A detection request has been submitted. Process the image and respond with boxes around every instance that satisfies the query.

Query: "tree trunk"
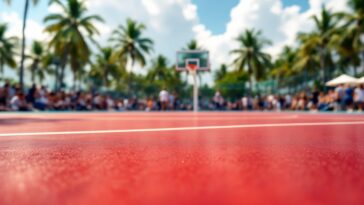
[59,65,65,91]
[0,61,3,79]
[304,67,308,89]
[127,60,135,97]
[54,63,59,91]
[319,47,326,83]
[73,70,77,91]
[19,0,30,89]
[104,66,109,88]
[59,50,69,91]
[247,61,253,95]
[31,67,35,84]
[128,72,132,97]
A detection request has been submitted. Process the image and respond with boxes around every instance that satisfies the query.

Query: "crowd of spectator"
[210,84,364,112]
[0,82,188,112]
[1,81,364,112]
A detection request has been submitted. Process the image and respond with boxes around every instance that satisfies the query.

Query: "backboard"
[176,50,210,72]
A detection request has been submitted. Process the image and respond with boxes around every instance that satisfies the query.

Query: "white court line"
[84,116,299,121]
[0,121,364,137]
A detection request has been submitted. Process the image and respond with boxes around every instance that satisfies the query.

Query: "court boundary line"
[1,121,364,137]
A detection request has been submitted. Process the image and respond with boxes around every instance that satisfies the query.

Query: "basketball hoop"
[187,64,198,74]
[176,50,211,112]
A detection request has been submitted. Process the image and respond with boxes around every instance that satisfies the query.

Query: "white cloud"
[0,11,47,41]
[86,0,198,67]
[194,0,350,72]
[47,3,63,14]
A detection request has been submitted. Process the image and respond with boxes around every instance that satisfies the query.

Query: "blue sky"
[193,0,309,34]
[1,0,310,35]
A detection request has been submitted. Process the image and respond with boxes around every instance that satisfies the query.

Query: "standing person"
[311,89,320,110]
[169,93,175,110]
[354,84,364,111]
[0,87,8,111]
[285,94,292,110]
[241,96,248,110]
[26,84,37,107]
[213,91,224,110]
[335,84,345,111]
[159,88,169,111]
[343,84,354,112]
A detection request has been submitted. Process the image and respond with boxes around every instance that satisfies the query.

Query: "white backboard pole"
[192,71,199,112]
[177,50,210,112]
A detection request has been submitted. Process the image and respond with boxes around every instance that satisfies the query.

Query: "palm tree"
[44,0,103,89]
[335,31,361,75]
[295,33,321,73]
[0,23,17,78]
[302,7,339,82]
[92,47,120,88]
[214,64,228,82]
[185,39,200,50]
[2,0,40,88]
[271,46,297,78]
[110,19,154,70]
[147,55,171,83]
[27,41,44,83]
[41,52,61,90]
[230,29,271,93]
[110,18,153,95]
[337,0,364,75]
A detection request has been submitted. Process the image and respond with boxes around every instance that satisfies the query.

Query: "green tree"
[91,47,121,88]
[214,64,228,82]
[271,46,297,79]
[337,0,364,75]
[335,31,361,75]
[110,18,154,95]
[111,19,154,70]
[185,39,200,50]
[215,70,249,100]
[271,45,314,90]
[147,55,171,83]
[27,41,44,83]
[0,23,17,78]
[41,53,62,89]
[230,29,271,93]
[44,0,103,89]
[295,33,321,76]
[301,7,339,82]
[2,0,40,88]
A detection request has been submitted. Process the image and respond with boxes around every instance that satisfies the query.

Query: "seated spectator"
[354,84,364,111]
[10,92,30,111]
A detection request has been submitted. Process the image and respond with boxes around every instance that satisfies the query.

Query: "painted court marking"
[0,121,364,137]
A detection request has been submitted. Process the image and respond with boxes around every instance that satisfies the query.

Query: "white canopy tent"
[325,74,358,86]
[357,77,364,84]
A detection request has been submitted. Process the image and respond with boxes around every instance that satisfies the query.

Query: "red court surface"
[0,112,364,205]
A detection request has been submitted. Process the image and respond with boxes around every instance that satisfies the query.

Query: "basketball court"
[1,112,364,205]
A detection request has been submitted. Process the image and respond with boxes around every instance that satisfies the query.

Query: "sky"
[0,0,351,84]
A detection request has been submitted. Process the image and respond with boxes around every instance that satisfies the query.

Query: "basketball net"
[187,64,198,75]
